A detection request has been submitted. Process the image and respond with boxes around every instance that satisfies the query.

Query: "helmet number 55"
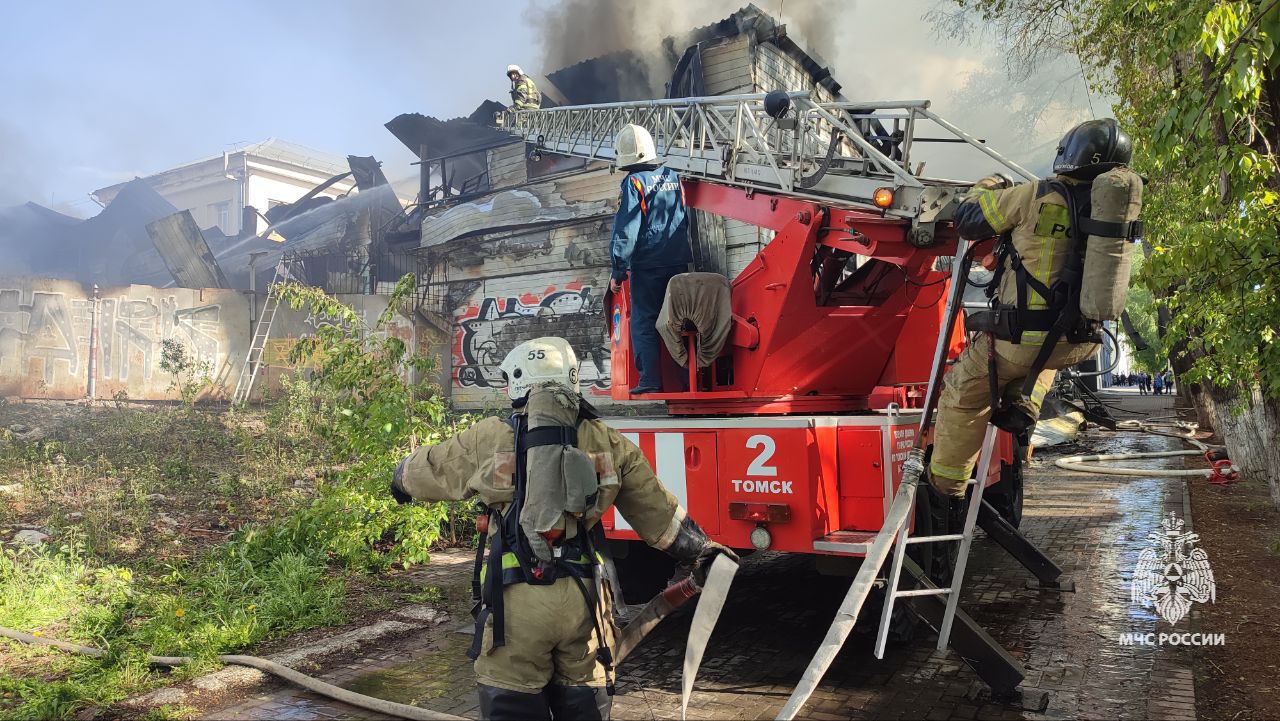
[745,435,778,477]
[527,349,546,360]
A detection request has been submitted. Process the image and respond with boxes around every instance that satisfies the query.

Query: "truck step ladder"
[231,260,290,405]
[875,425,999,658]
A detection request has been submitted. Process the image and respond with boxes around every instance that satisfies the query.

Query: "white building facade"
[92,138,354,238]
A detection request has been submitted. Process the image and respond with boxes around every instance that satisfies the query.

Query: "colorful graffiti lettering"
[453,285,610,395]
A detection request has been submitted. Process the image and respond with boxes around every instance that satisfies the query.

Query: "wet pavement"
[206,390,1200,721]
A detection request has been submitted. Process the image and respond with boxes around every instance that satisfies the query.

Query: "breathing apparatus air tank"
[1079,166,1144,321]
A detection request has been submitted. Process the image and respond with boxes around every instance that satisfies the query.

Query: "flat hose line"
[0,626,464,721]
[1054,420,1235,479]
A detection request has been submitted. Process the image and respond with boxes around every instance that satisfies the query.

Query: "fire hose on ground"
[1053,420,1241,483]
[0,625,465,721]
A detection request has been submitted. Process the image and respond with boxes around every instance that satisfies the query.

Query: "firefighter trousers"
[930,337,1098,496]
[629,265,685,389]
[474,575,617,694]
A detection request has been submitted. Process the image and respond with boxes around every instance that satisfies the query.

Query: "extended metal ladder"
[500,92,1035,243]
[231,260,289,405]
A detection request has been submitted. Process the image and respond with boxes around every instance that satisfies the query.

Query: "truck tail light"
[728,502,791,523]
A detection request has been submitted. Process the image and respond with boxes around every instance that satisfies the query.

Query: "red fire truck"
[505,93,1055,604]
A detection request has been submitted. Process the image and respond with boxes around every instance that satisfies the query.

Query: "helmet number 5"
[745,435,778,477]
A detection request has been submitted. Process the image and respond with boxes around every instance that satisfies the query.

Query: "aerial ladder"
[499,93,1066,715]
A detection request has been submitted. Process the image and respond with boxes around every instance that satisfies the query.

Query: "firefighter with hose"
[390,337,735,720]
[928,118,1144,528]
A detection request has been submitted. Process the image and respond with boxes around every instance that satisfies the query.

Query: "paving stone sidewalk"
[206,392,1201,721]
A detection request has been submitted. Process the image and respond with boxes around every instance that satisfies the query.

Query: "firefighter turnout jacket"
[610,165,692,282]
[393,385,705,694]
[953,177,1084,344]
[509,74,541,110]
[929,177,1101,493]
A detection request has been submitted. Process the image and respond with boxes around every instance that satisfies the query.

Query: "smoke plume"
[520,0,1098,179]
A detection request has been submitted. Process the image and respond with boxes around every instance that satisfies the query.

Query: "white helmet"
[499,337,580,401]
[615,124,658,168]
[506,64,522,77]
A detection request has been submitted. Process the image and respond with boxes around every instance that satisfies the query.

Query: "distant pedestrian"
[1139,372,1149,395]
[1153,373,1164,395]
[1164,372,1174,395]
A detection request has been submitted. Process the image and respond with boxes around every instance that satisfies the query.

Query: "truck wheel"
[609,539,675,604]
[986,436,1025,529]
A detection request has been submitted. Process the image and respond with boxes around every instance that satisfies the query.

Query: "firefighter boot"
[920,480,962,586]
[546,684,612,720]
[477,684,551,721]
[925,480,966,535]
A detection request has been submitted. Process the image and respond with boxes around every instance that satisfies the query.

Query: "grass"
[0,533,348,720]
[1,283,472,719]
[0,399,458,720]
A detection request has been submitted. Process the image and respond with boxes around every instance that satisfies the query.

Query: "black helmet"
[1052,118,1132,179]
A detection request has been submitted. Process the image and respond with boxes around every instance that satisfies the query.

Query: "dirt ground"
[1189,464,1280,720]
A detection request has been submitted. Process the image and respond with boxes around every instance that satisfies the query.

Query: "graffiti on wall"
[98,295,223,382]
[453,283,610,395]
[0,284,227,396]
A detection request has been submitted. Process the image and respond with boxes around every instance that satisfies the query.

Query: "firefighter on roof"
[391,337,733,720]
[610,123,693,395]
[507,64,541,111]
[930,118,1143,525]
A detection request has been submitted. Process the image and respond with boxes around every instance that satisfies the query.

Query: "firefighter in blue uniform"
[609,124,693,395]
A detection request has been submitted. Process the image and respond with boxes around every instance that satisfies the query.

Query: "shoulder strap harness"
[970,179,1140,434]
[466,403,615,693]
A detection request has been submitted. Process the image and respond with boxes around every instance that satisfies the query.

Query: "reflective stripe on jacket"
[610,165,692,281]
[510,75,541,110]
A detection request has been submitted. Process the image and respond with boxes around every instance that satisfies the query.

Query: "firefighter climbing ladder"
[231,259,291,405]
[501,92,1035,240]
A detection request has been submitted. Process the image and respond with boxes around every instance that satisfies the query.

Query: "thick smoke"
[522,0,843,97]
[0,121,48,209]
[520,0,1097,179]
[524,0,840,71]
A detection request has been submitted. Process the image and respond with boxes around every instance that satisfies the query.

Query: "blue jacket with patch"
[610,165,692,281]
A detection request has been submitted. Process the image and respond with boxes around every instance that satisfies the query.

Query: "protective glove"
[972,173,1014,191]
[691,541,740,587]
[390,458,413,505]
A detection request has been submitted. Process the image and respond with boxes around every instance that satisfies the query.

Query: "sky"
[0,0,1101,217]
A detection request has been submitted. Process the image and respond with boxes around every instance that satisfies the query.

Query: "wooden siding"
[702,35,754,95]
[488,143,527,189]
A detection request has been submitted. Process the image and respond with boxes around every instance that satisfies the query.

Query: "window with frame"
[211,201,231,231]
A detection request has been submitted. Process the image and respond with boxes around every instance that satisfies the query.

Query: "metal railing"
[501,93,1036,220]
